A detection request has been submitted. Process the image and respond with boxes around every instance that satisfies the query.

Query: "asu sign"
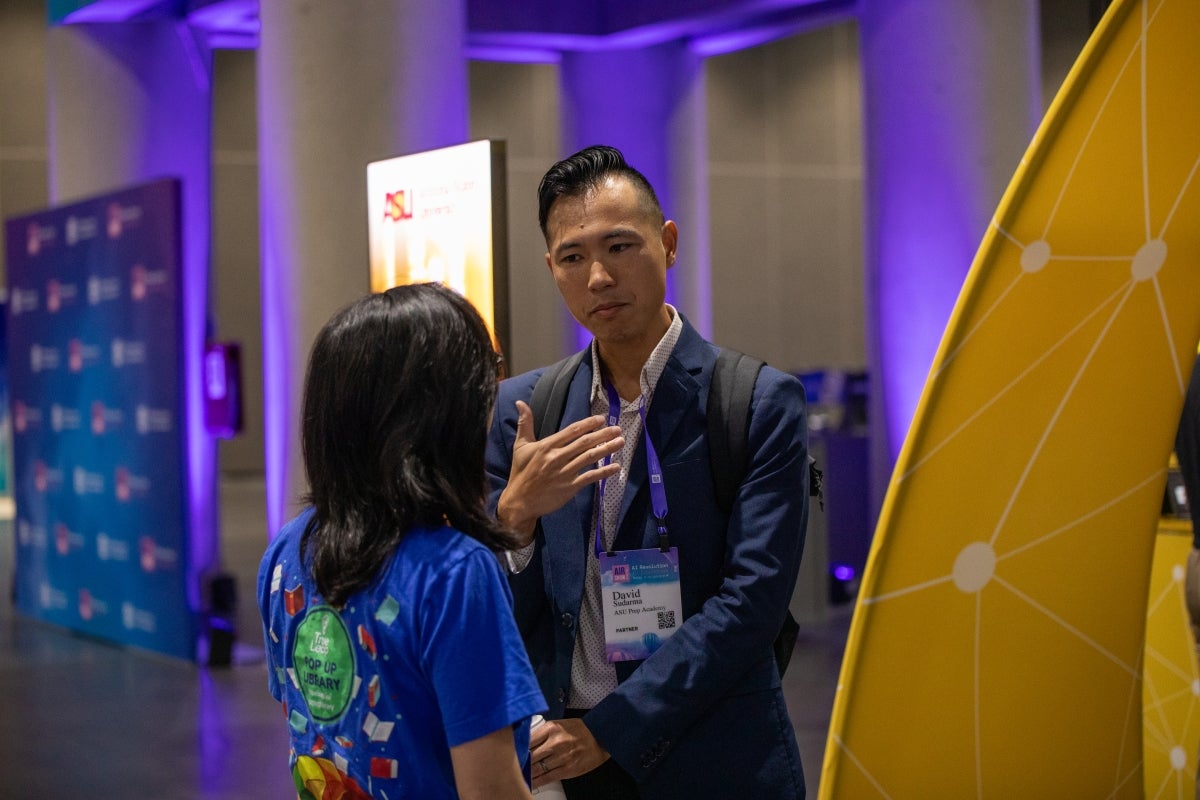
[366,140,510,357]
[382,190,413,222]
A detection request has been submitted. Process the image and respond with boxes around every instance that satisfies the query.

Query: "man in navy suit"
[486,145,810,799]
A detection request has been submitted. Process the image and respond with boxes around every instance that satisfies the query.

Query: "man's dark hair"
[298,282,520,607]
[537,145,664,240]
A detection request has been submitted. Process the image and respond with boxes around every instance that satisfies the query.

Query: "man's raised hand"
[497,400,623,539]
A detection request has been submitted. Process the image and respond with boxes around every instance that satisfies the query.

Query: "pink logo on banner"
[27,222,40,255]
[107,203,123,239]
[47,280,61,313]
[140,536,157,572]
[69,339,83,373]
[79,588,94,620]
[34,461,48,493]
[91,401,105,435]
[131,264,146,301]
[115,467,130,502]
[55,523,70,556]
[14,401,26,433]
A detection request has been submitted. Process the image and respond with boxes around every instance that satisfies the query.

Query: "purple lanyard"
[595,382,670,557]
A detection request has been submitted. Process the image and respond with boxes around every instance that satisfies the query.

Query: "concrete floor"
[0,476,853,799]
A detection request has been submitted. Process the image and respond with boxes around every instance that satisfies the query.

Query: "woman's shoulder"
[370,524,504,608]
[400,522,496,568]
[261,507,314,563]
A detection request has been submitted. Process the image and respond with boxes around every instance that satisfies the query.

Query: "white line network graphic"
[823,1,1200,797]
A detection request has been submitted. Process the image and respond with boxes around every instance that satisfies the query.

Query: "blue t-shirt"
[258,508,546,799]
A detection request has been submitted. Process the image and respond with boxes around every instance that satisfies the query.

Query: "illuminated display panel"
[367,140,509,355]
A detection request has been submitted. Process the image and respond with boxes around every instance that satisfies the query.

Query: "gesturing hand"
[498,400,624,538]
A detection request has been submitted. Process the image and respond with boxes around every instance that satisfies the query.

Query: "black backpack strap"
[710,348,817,678]
[529,350,589,440]
[708,348,764,514]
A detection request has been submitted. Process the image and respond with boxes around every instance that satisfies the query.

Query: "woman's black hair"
[298,282,518,607]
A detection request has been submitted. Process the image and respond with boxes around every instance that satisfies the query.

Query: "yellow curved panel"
[820,1,1200,796]
[1143,522,1200,800]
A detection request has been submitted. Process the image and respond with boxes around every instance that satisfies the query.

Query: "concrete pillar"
[46,20,218,599]
[860,0,1041,515]
[559,41,711,347]
[257,0,469,532]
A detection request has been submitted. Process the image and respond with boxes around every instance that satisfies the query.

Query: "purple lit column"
[47,22,218,610]
[860,0,1039,513]
[559,41,710,348]
[257,0,469,534]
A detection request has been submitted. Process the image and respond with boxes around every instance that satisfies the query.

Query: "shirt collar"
[589,304,682,407]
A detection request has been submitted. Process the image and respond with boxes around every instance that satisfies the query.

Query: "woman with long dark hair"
[258,283,544,800]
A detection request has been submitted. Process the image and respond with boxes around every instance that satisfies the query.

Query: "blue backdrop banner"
[5,179,197,660]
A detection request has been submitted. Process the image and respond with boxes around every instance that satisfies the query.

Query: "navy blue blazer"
[486,317,809,798]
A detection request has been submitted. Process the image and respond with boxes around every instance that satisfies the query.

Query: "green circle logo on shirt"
[292,605,355,723]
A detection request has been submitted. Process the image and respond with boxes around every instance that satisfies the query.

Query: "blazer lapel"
[615,319,707,548]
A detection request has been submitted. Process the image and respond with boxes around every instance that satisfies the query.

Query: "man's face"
[544,176,677,352]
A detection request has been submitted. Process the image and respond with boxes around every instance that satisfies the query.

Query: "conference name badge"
[598,547,683,662]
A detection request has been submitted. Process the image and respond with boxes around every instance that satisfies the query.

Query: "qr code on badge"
[657,610,676,630]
